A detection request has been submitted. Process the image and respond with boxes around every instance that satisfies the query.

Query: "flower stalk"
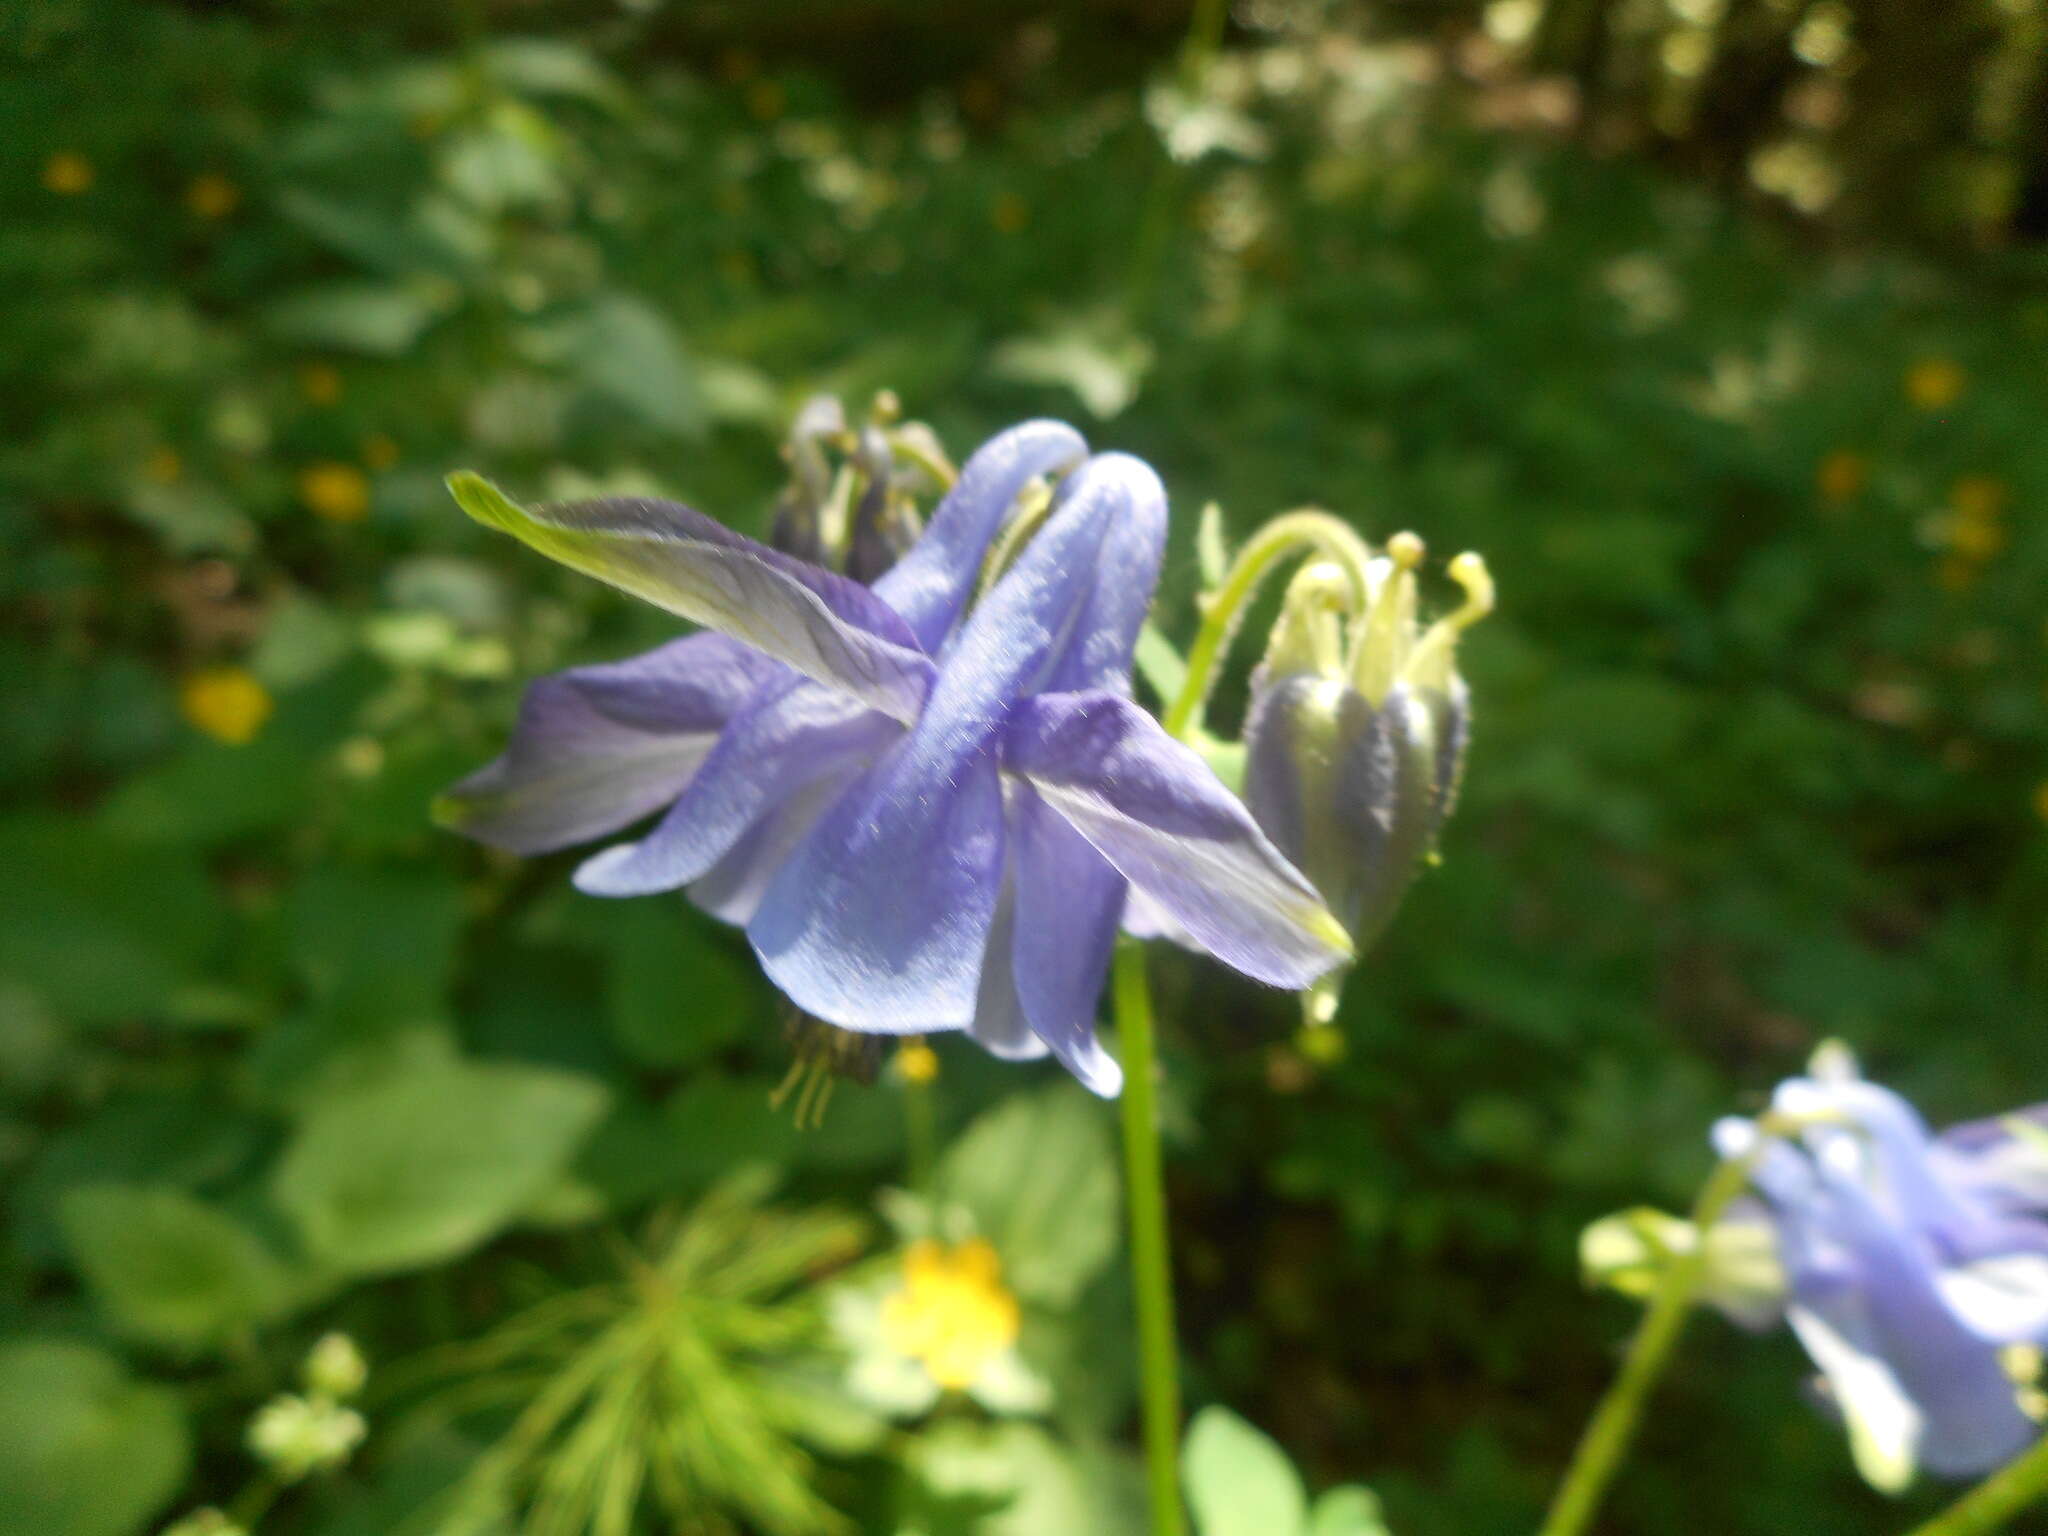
[1538,1117,1795,1536]
[1902,1433,2048,1536]
[1115,936,1187,1536]
[1162,510,1374,743]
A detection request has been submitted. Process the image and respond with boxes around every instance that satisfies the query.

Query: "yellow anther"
[1385,530,1426,569]
[1443,552,1495,629]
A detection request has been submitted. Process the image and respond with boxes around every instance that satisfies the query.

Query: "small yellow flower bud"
[1904,357,1965,412]
[1816,450,1867,503]
[187,174,241,219]
[179,667,273,746]
[300,462,370,523]
[896,1039,939,1085]
[42,152,94,195]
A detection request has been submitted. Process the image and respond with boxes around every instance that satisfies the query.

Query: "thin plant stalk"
[1161,510,1375,743]
[1902,1434,2048,1536]
[903,1073,937,1197]
[1114,937,1187,1536]
[1537,1120,1795,1536]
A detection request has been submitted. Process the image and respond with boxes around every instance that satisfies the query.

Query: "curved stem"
[1115,938,1187,1536]
[1537,1130,1785,1536]
[1161,511,1375,743]
[1902,1435,2048,1536]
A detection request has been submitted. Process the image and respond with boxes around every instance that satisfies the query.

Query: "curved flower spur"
[438,419,1350,1095]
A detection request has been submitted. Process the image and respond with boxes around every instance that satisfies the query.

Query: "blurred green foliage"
[4,3,2047,1534]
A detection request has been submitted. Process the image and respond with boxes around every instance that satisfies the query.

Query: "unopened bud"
[304,1332,367,1400]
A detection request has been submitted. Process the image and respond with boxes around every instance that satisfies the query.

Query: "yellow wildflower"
[1948,515,2007,562]
[360,433,400,472]
[43,152,94,195]
[880,1239,1019,1391]
[144,447,183,485]
[180,667,274,746]
[1905,357,1965,412]
[187,174,241,219]
[991,193,1030,235]
[1815,449,1866,504]
[896,1040,939,1085]
[1950,475,2009,523]
[299,462,370,523]
[299,362,343,406]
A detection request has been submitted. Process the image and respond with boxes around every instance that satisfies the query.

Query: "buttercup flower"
[300,461,369,522]
[180,666,273,745]
[834,1236,1048,1417]
[438,420,1348,1093]
[1624,1045,2048,1491]
[1240,532,1491,1015]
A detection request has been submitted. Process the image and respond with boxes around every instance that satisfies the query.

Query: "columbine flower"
[1603,1043,2048,1492]
[1240,533,1492,1017]
[438,420,1347,1093]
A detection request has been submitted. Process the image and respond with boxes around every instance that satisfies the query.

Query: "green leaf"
[264,281,455,356]
[271,1056,608,1276]
[596,902,757,1069]
[1309,1487,1393,1536]
[0,1339,190,1536]
[937,1084,1118,1308]
[0,818,217,1022]
[526,293,704,437]
[59,1184,293,1348]
[286,867,465,1026]
[1183,1407,1307,1536]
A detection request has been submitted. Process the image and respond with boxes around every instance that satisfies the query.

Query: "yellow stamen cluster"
[180,666,274,746]
[879,1238,1020,1391]
[1351,533,1495,706]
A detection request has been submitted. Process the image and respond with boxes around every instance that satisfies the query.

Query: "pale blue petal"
[436,633,774,853]
[871,420,1088,649]
[747,454,1138,1030]
[450,474,935,720]
[573,678,898,897]
[970,874,1053,1061]
[1007,784,1125,1096]
[1002,690,1351,989]
[749,745,1005,1031]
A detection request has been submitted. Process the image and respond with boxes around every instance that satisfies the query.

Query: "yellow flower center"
[180,667,274,746]
[879,1239,1019,1391]
[300,462,370,523]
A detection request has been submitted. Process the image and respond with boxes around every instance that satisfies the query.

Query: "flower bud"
[1242,537,1491,1010]
[247,1393,367,1481]
[303,1331,368,1400]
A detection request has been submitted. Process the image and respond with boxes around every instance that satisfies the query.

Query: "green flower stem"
[904,1073,937,1197]
[1902,1434,2048,1536]
[1115,937,1187,1536]
[1161,511,1376,743]
[1537,1118,1796,1536]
